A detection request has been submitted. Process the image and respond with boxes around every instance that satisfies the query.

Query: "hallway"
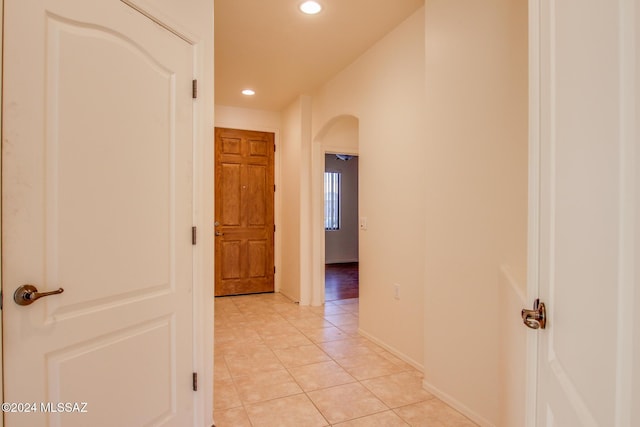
[213,293,477,426]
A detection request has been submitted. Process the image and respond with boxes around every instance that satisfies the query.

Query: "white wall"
[422,0,528,425]
[325,154,359,264]
[498,267,527,427]
[310,8,427,368]
[298,95,314,305]
[215,105,281,130]
[278,99,304,302]
[318,115,359,154]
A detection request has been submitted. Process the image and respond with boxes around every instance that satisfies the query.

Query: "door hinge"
[274,266,276,274]
[192,80,198,99]
[274,144,276,152]
[274,184,276,192]
[274,224,276,233]
[193,372,198,391]
[192,226,197,245]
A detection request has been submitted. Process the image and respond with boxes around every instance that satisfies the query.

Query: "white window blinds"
[324,172,340,231]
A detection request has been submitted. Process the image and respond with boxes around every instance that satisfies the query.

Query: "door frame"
[524,1,541,425]
[0,1,214,425]
[0,2,4,425]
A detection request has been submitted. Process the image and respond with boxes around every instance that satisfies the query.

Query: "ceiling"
[214,0,425,111]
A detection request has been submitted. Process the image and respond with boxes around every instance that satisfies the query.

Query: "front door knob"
[521,298,546,329]
[14,284,64,306]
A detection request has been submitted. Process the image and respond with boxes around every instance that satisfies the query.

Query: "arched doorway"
[309,115,359,305]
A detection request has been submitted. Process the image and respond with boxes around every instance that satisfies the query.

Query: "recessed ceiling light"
[242,89,255,96]
[299,1,322,15]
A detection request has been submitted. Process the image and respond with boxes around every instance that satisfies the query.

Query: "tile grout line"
[277,299,399,426]
[214,294,465,426]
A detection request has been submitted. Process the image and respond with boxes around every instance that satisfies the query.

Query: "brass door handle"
[521,298,546,329]
[14,284,64,306]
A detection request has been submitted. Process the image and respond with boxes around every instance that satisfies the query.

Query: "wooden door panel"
[215,128,274,296]
[221,136,241,155]
[248,137,269,156]
[247,165,267,226]
[221,241,241,279]
[248,240,268,277]
[220,163,241,226]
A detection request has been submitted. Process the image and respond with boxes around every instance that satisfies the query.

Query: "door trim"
[190,30,214,427]
[0,2,4,426]
[193,57,214,427]
[525,1,541,425]
[614,0,637,424]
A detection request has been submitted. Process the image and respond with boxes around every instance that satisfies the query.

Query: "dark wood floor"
[325,262,359,301]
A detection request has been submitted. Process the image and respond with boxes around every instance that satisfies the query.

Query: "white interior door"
[529,0,638,425]
[3,1,195,426]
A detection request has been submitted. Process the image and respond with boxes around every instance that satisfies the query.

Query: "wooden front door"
[215,128,275,296]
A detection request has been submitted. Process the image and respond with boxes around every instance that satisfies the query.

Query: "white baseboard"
[421,380,496,427]
[278,290,299,304]
[357,328,424,372]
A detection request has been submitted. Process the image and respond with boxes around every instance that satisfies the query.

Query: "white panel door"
[530,0,637,425]
[2,0,194,426]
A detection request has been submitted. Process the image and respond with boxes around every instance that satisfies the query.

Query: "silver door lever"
[521,298,546,329]
[14,284,64,306]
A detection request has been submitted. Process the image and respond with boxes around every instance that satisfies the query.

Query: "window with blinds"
[324,171,341,231]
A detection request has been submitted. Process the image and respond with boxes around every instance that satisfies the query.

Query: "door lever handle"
[14,284,64,306]
[521,298,546,329]
[215,231,224,236]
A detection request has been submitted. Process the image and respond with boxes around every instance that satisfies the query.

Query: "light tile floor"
[213,292,478,427]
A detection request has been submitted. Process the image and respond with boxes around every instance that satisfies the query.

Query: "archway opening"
[309,114,359,306]
[324,152,359,301]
